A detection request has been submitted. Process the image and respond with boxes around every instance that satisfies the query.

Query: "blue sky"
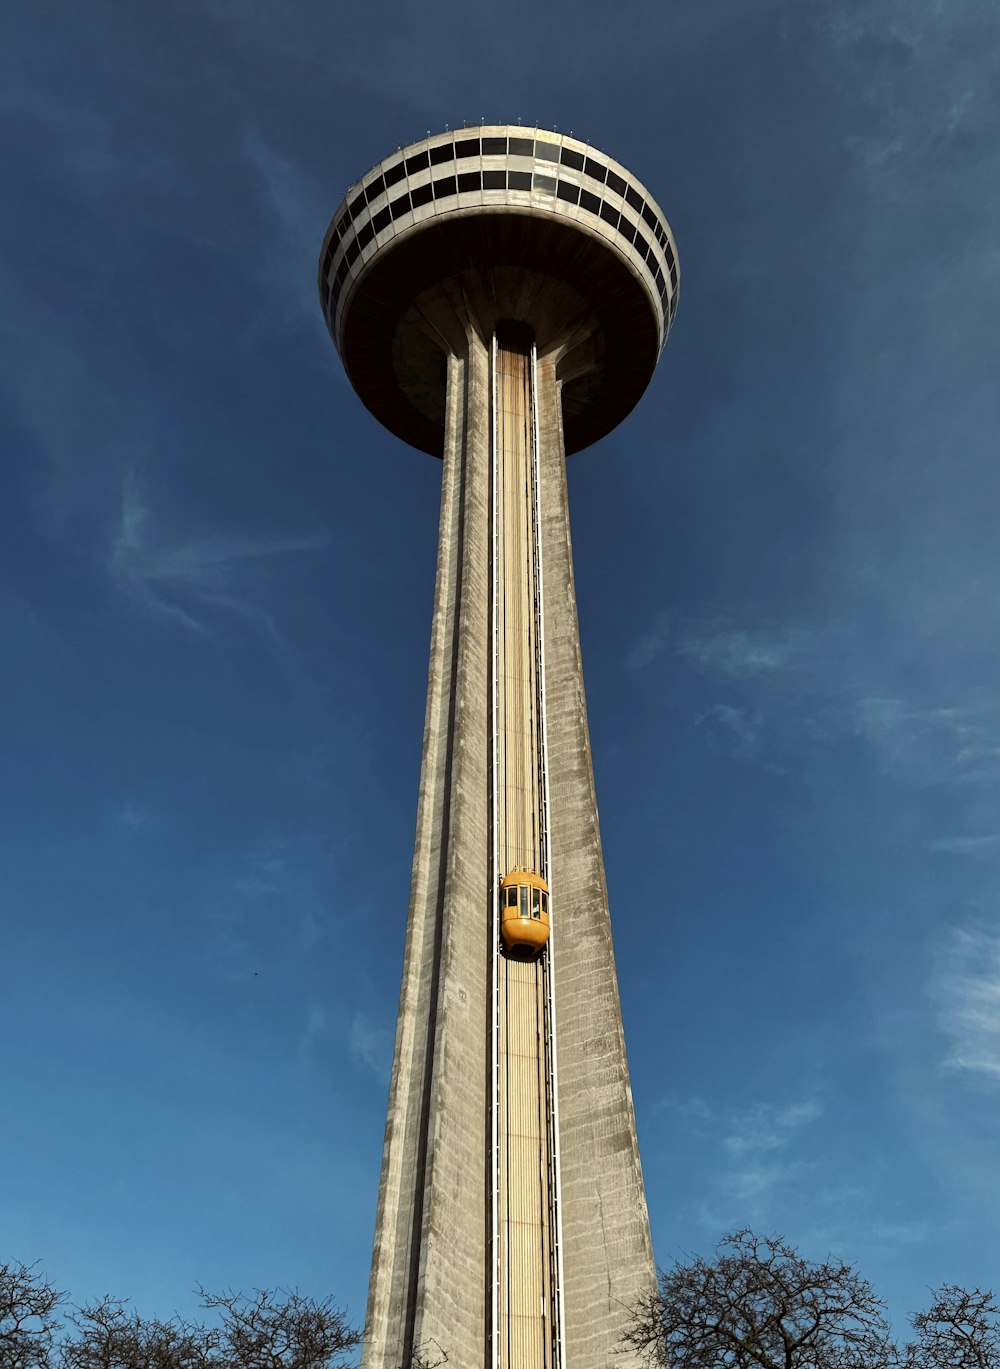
[2,0,999,1337]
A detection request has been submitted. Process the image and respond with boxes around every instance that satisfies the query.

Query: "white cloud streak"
[937,926,1000,1083]
[349,1012,392,1086]
[678,620,817,679]
[110,469,324,638]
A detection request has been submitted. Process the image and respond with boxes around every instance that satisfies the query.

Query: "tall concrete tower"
[318,125,678,1369]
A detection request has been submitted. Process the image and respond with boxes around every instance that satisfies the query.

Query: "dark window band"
[334,151,674,323]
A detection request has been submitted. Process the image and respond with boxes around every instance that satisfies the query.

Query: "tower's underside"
[320,126,677,1369]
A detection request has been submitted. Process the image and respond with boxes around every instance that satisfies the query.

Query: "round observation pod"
[499,869,550,954]
[318,125,679,456]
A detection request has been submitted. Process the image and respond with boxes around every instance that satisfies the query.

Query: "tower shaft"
[361,321,655,1369]
[492,331,562,1369]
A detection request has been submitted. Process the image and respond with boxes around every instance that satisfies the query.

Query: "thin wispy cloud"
[659,1093,824,1222]
[117,802,150,833]
[349,1011,392,1086]
[199,839,334,985]
[627,612,670,671]
[929,834,1000,858]
[110,470,325,638]
[299,1003,328,1060]
[937,926,1000,1083]
[242,128,333,328]
[694,703,762,759]
[852,697,1000,787]
[678,619,817,679]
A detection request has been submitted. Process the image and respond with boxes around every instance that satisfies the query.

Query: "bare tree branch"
[620,1230,897,1369]
[906,1286,1000,1369]
[0,1262,65,1369]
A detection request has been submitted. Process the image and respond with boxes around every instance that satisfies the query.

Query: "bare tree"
[197,1288,357,1369]
[1,1262,64,1369]
[61,1296,215,1369]
[906,1285,1000,1369]
[621,1229,897,1369]
[0,1268,359,1369]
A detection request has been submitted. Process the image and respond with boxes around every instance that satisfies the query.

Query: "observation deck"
[318,125,680,455]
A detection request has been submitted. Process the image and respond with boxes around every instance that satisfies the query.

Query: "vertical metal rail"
[489,335,501,1369]
[530,343,567,1369]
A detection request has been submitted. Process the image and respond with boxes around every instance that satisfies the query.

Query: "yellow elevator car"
[499,869,550,953]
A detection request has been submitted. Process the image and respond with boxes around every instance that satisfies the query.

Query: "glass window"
[618,217,637,244]
[532,888,541,919]
[433,174,457,198]
[670,265,678,287]
[541,892,548,914]
[349,190,366,217]
[405,150,430,174]
[410,182,433,207]
[384,161,405,189]
[335,258,349,283]
[508,136,533,157]
[535,140,559,162]
[606,169,626,197]
[519,886,529,918]
[331,277,342,307]
[344,239,360,266]
[482,136,506,155]
[390,194,410,219]
[505,886,518,908]
[455,137,479,158]
[371,206,391,233]
[625,186,643,214]
[556,179,580,204]
[336,213,351,238]
[507,170,531,191]
[356,221,375,249]
[665,243,675,271]
[584,156,606,183]
[457,170,481,192]
[482,169,506,190]
[600,201,619,227]
[560,147,584,170]
[642,204,658,230]
[322,246,333,277]
[365,175,385,203]
[429,143,452,165]
[533,173,556,193]
[579,188,600,214]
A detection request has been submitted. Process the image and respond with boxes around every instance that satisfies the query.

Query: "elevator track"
[489,328,565,1369]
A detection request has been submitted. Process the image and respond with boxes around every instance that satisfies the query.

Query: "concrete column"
[362,333,491,1369]
[536,354,657,1369]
